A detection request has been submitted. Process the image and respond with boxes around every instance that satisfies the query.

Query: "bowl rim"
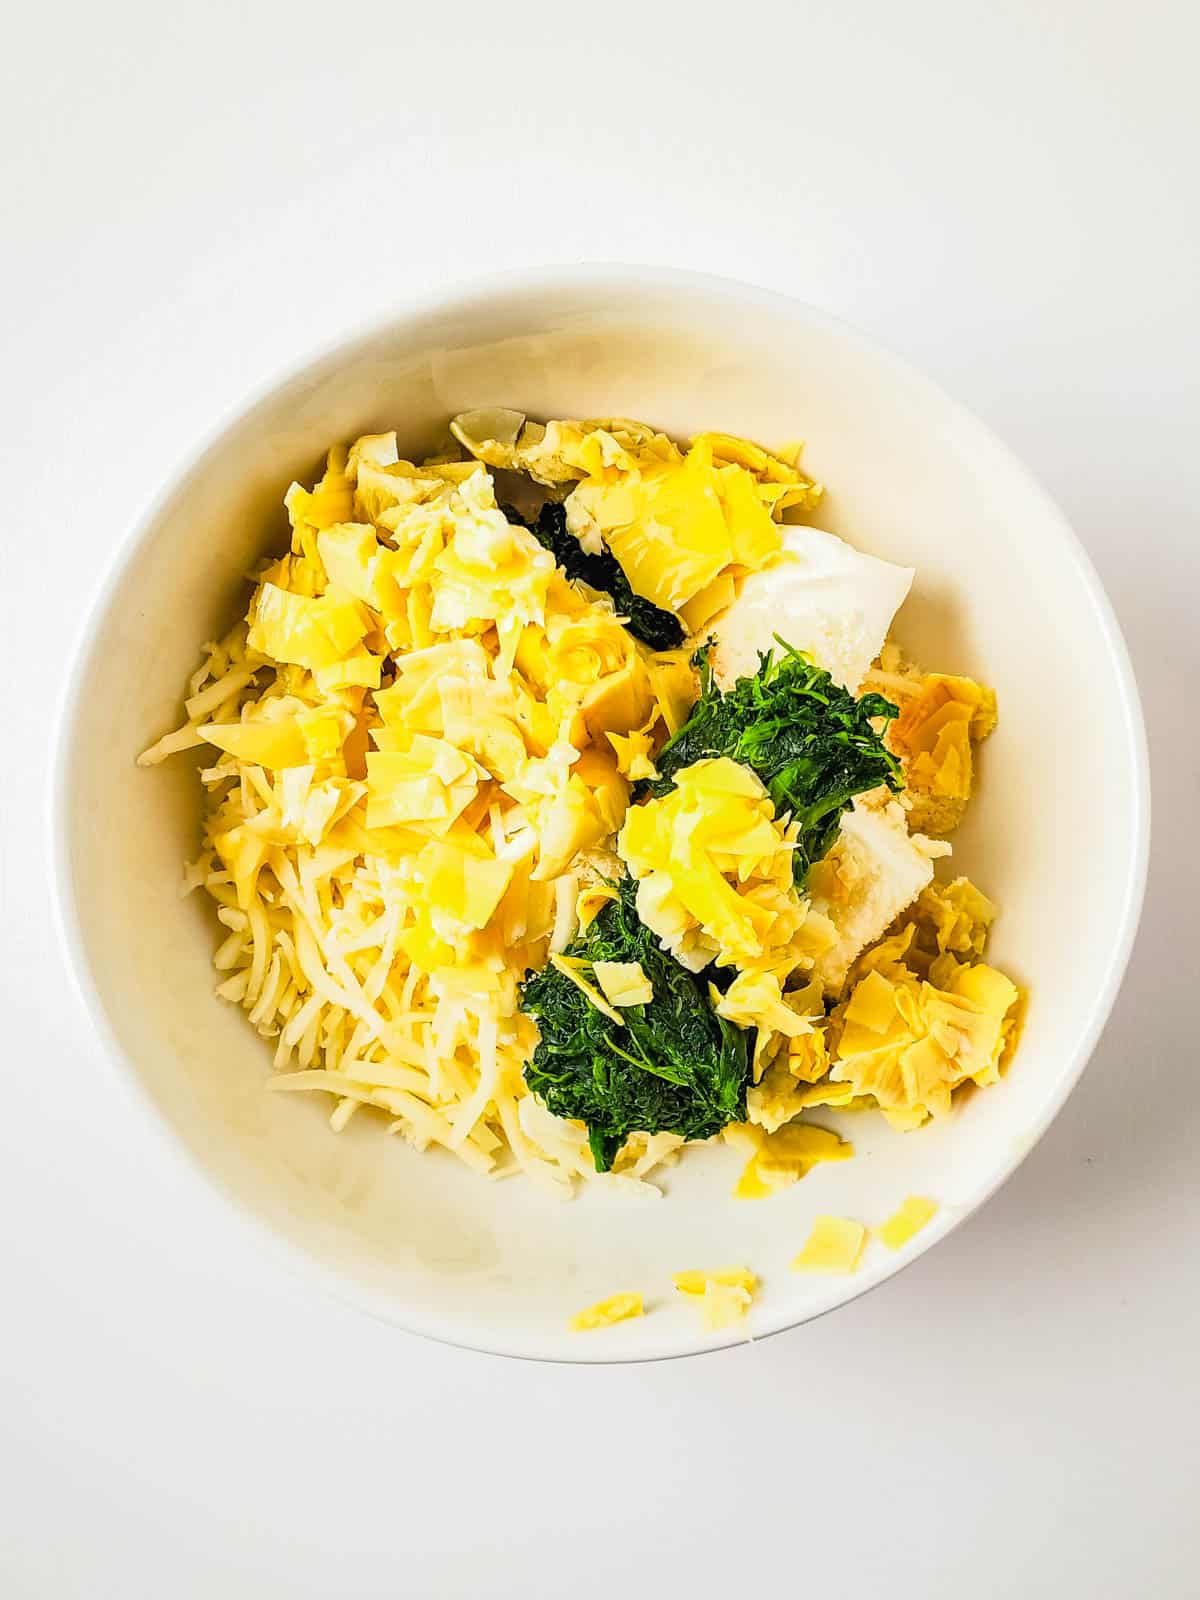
[47,262,1152,1363]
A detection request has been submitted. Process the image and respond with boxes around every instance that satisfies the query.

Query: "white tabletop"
[4,2,1197,1594]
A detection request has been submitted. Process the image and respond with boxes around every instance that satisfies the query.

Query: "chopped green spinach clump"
[520,878,750,1171]
[511,500,684,651]
[643,641,902,885]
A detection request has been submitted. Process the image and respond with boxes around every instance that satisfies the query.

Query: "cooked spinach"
[508,500,684,651]
[643,640,902,885]
[520,878,750,1171]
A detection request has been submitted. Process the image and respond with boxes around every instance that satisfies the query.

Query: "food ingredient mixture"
[141,411,1020,1194]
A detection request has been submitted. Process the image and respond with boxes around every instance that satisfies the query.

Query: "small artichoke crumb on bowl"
[56,270,1147,1360]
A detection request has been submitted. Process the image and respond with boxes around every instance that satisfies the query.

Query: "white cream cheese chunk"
[709,526,914,692]
[808,802,942,994]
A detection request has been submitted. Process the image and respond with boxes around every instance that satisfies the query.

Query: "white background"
[3,2,1198,1595]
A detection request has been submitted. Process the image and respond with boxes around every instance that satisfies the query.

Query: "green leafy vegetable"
[509,500,684,651]
[520,878,750,1171]
[643,640,902,885]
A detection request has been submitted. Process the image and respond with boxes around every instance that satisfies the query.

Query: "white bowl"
[52,267,1149,1361]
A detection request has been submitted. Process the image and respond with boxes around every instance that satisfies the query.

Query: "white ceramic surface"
[52,267,1149,1362]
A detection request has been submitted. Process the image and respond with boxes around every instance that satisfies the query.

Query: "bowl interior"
[59,272,1145,1359]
